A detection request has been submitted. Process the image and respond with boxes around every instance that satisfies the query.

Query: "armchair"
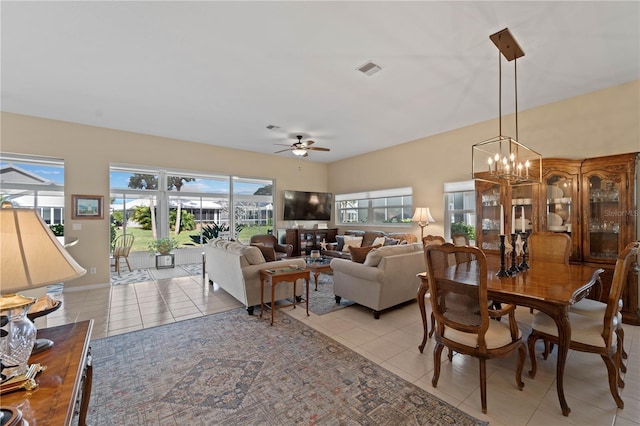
[249,234,293,260]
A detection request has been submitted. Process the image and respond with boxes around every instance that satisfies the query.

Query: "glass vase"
[0,298,37,382]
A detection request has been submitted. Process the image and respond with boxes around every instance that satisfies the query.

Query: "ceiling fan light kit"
[274,134,330,157]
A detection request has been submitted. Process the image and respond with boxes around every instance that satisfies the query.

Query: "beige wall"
[328,80,640,237]
[1,80,638,288]
[0,113,329,287]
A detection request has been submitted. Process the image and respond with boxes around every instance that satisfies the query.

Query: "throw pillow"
[349,244,382,263]
[335,235,345,251]
[372,236,386,247]
[341,236,363,252]
[251,243,276,262]
[383,236,400,246]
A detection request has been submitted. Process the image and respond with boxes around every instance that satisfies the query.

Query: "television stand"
[285,228,337,256]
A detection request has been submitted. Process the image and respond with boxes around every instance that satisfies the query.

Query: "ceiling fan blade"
[274,143,293,147]
[302,140,315,147]
[274,148,292,154]
[307,147,330,152]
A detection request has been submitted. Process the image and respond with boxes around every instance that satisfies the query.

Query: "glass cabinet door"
[510,185,536,235]
[476,182,503,251]
[584,174,623,261]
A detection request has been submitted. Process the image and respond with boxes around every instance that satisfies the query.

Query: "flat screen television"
[283,190,332,221]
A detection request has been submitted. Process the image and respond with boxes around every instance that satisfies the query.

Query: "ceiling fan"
[274,135,330,157]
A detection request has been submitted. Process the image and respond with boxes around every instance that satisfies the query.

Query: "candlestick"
[519,232,530,270]
[521,207,525,232]
[496,234,509,277]
[508,233,520,275]
[500,204,504,235]
[511,206,516,235]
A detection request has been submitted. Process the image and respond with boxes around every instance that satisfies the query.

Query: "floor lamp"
[412,207,435,241]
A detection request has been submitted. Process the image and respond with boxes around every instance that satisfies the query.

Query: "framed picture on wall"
[72,195,103,219]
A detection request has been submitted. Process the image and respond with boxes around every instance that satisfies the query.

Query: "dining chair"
[424,243,526,414]
[111,234,135,275]
[420,235,446,345]
[528,232,571,264]
[527,241,639,410]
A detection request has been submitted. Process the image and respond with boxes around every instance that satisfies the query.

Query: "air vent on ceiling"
[357,61,382,76]
[266,124,280,130]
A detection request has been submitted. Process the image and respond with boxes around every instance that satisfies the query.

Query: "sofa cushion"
[364,244,419,267]
[349,244,382,263]
[342,236,363,252]
[335,235,345,251]
[383,237,400,246]
[251,243,276,262]
[227,243,265,265]
[372,236,386,247]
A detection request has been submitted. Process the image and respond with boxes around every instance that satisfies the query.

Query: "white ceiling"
[2,1,638,163]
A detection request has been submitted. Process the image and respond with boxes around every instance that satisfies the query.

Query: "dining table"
[417,255,604,416]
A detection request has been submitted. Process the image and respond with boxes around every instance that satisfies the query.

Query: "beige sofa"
[324,230,418,260]
[204,238,306,314]
[330,243,424,319]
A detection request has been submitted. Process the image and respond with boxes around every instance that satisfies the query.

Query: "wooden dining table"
[417,255,604,416]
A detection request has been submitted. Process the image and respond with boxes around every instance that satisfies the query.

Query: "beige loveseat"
[330,243,424,319]
[204,238,306,315]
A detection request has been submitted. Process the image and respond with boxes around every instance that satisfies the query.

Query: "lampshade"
[0,207,86,301]
[292,148,307,156]
[412,207,435,224]
[471,28,542,186]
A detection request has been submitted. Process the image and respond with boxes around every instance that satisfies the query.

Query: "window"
[444,181,476,243]
[110,165,275,251]
[0,154,65,226]
[336,187,413,226]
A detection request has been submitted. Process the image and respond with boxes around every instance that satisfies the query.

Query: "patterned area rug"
[87,309,486,425]
[307,273,354,315]
[110,263,201,285]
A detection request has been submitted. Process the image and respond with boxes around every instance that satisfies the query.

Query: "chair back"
[250,234,278,248]
[425,243,490,349]
[113,234,134,256]
[528,232,571,264]
[451,233,469,246]
[422,235,446,271]
[603,241,639,342]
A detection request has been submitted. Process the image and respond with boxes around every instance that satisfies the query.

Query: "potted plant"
[148,237,179,255]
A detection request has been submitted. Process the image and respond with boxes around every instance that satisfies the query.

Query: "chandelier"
[472,28,542,186]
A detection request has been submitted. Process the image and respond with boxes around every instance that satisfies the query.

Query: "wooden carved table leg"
[553,308,572,416]
[417,279,429,353]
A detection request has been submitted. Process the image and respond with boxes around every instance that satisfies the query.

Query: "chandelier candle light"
[472,28,542,186]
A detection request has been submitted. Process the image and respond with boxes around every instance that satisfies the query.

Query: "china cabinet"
[474,152,639,324]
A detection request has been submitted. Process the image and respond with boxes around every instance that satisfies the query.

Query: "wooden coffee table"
[260,267,310,325]
[304,257,333,291]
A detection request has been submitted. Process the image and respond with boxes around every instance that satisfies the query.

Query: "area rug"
[87,308,486,425]
[110,263,201,285]
[307,274,354,316]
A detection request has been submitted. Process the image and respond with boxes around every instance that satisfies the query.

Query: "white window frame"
[443,180,476,242]
[335,187,413,227]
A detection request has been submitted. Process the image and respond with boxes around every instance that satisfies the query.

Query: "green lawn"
[115,225,274,252]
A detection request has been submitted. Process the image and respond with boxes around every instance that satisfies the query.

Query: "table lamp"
[0,205,86,382]
[412,207,435,241]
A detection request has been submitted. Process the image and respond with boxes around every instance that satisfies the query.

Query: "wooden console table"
[2,320,94,426]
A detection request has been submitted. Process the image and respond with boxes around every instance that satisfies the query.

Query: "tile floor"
[47,272,639,426]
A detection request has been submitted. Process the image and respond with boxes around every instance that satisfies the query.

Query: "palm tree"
[128,174,158,238]
[167,176,195,235]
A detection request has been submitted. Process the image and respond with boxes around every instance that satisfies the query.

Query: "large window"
[0,154,65,227]
[444,181,476,243]
[110,165,274,251]
[336,187,413,226]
